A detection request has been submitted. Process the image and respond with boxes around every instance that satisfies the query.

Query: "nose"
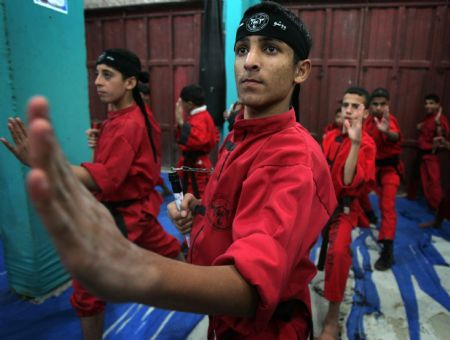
[94,74,102,86]
[244,47,261,71]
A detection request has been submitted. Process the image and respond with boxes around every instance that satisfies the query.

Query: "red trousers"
[375,167,400,240]
[324,212,354,302]
[420,154,443,210]
[70,215,181,317]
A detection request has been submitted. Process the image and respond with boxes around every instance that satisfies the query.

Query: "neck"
[244,97,291,120]
[111,92,134,111]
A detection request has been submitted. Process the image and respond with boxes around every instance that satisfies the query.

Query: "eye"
[235,44,248,56]
[264,45,278,54]
[102,71,112,80]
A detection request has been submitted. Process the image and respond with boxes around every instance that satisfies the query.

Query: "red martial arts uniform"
[417,112,449,210]
[322,129,376,302]
[189,109,337,339]
[176,106,219,198]
[322,122,340,137]
[72,104,181,317]
[362,114,403,240]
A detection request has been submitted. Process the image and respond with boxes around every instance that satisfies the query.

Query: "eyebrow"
[236,36,285,45]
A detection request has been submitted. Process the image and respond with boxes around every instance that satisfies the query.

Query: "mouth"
[241,78,262,85]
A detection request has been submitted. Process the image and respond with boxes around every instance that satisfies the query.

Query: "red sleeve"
[178,114,218,152]
[333,136,376,198]
[81,120,143,198]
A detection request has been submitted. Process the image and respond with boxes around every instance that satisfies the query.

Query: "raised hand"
[175,98,184,126]
[1,117,31,166]
[435,106,442,124]
[85,128,99,149]
[344,105,363,145]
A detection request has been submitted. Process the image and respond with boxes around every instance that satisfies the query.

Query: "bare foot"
[316,322,340,340]
[419,220,441,229]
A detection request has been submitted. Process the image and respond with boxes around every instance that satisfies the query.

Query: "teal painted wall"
[0,0,90,297]
[223,0,260,135]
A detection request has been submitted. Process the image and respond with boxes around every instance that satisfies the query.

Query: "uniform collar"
[107,103,138,119]
[190,105,207,116]
[232,108,297,136]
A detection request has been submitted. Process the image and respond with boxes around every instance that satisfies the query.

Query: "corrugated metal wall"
[290,1,450,191]
[85,1,449,189]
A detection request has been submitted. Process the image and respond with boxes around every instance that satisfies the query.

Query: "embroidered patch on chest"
[207,197,232,230]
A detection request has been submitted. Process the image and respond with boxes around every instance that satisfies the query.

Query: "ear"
[294,59,312,85]
[125,76,137,91]
[362,106,369,119]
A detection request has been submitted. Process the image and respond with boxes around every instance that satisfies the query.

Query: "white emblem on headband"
[273,21,286,30]
[246,13,269,32]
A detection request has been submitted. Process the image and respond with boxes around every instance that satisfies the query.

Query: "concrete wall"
[0,0,90,297]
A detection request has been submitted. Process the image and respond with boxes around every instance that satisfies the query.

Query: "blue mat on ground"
[0,173,203,340]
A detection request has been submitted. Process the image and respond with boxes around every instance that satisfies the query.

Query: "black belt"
[182,151,207,197]
[376,155,399,167]
[101,199,137,238]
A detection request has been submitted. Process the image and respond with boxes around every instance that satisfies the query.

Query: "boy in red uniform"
[361,88,403,270]
[420,136,450,229]
[175,84,219,198]
[417,94,449,210]
[21,2,337,339]
[318,87,376,340]
[2,48,182,339]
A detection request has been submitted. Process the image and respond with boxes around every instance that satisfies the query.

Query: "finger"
[9,118,27,143]
[16,117,28,137]
[0,137,19,156]
[27,96,50,122]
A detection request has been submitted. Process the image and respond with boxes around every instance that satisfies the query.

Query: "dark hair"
[424,93,440,103]
[370,87,390,102]
[344,87,370,107]
[180,85,206,106]
[138,82,150,95]
[242,1,312,62]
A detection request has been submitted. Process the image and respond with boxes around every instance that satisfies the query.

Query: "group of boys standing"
[1,1,448,339]
[319,87,448,338]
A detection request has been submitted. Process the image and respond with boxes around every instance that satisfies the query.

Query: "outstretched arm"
[26,95,257,316]
[2,115,98,190]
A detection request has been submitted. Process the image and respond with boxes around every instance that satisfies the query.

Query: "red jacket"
[322,129,376,203]
[417,112,449,150]
[176,106,219,196]
[82,104,162,240]
[364,114,402,160]
[189,109,337,339]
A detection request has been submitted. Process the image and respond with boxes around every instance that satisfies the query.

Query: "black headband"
[235,11,309,60]
[96,50,147,82]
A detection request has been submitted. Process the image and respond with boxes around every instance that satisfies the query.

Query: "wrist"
[351,140,361,146]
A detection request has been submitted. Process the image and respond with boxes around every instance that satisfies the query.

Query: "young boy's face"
[95,64,133,104]
[369,96,388,118]
[341,93,368,122]
[424,99,440,115]
[234,35,302,111]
